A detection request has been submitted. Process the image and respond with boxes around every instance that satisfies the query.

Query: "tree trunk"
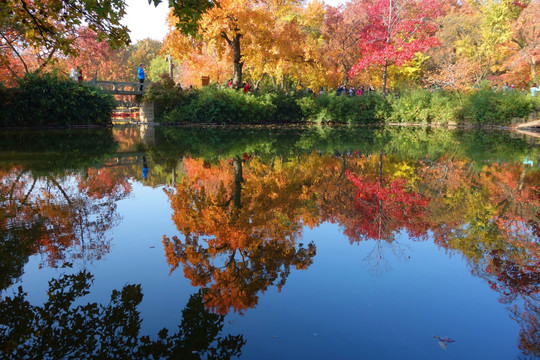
[341,60,350,86]
[382,59,388,95]
[531,56,536,83]
[233,156,243,210]
[231,34,244,89]
[222,31,244,89]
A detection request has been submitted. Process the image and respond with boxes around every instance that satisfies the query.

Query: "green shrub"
[265,92,303,123]
[387,88,462,125]
[143,74,194,118]
[459,90,535,125]
[1,73,114,128]
[388,89,432,123]
[297,92,388,124]
[159,87,301,124]
[147,83,537,126]
[429,90,462,124]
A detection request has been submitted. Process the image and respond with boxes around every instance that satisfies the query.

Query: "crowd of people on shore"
[493,82,540,97]
[68,64,540,100]
[305,84,381,97]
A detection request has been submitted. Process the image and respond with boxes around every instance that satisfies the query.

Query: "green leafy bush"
[145,82,537,126]
[0,73,115,128]
[428,90,462,124]
[387,89,462,124]
[159,87,301,124]
[298,92,389,124]
[142,74,193,117]
[459,90,535,125]
[388,89,432,123]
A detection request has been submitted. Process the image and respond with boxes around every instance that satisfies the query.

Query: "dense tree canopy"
[0,0,130,82]
[2,0,540,91]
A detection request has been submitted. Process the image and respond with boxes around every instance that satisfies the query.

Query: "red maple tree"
[350,0,445,94]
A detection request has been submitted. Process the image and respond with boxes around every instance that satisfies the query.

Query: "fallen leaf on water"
[434,335,455,350]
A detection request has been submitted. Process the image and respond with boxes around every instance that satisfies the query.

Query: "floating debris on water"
[434,335,455,350]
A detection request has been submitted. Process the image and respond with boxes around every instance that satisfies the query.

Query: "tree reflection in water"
[162,150,539,356]
[2,127,538,358]
[0,271,245,359]
[163,155,317,314]
[0,165,131,289]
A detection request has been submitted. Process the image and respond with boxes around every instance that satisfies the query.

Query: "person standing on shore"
[76,66,83,83]
[138,64,145,91]
[531,83,538,97]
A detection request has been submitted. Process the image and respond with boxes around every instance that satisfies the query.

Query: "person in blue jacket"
[138,64,145,91]
[142,156,149,180]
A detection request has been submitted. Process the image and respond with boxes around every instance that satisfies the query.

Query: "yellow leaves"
[301,0,326,29]
[391,161,418,182]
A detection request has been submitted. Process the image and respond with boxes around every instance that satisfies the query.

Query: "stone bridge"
[87,79,149,95]
[87,79,155,122]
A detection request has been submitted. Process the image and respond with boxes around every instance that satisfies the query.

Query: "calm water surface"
[0,126,539,359]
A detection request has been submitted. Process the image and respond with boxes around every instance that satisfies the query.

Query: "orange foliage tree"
[162,155,322,314]
[320,2,367,87]
[506,0,540,84]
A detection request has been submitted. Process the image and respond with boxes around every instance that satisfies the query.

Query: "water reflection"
[140,124,155,146]
[0,271,245,359]
[1,126,538,358]
[0,166,130,289]
[163,156,317,314]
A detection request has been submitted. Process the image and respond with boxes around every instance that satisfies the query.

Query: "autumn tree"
[164,0,255,88]
[165,33,231,87]
[0,0,130,84]
[63,28,130,82]
[423,10,479,90]
[244,0,326,90]
[506,0,540,84]
[163,0,318,89]
[425,0,526,88]
[320,1,367,87]
[350,0,445,94]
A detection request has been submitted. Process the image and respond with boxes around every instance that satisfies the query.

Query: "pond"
[0,125,538,359]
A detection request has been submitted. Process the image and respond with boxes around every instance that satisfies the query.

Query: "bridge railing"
[87,79,150,94]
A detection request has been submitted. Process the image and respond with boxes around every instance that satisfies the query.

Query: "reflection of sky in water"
[10,181,520,360]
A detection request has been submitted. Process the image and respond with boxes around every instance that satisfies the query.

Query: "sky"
[122,0,347,43]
